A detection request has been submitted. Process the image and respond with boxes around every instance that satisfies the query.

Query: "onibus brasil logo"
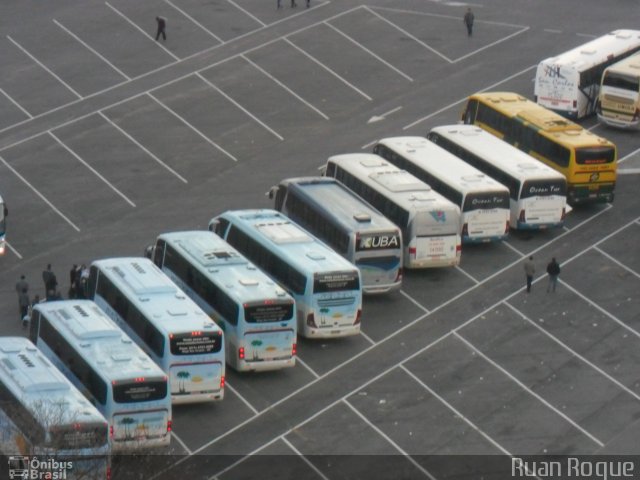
[8,456,72,479]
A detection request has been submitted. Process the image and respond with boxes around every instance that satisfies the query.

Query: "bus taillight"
[461,223,468,238]
[408,247,416,258]
[109,425,114,439]
[395,268,403,283]
[354,309,362,325]
[505,221,510,233]
[455,244,462,254]
[220,376,225,389]
[306,313,317,328]
[292,343,297,356]
[107,466,112,480]
[238,347,245,360]
[167,419,172,433]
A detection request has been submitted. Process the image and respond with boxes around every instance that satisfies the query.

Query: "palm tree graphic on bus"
[176,371,191,393]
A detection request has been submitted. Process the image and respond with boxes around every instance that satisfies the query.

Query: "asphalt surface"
[1,0,640,479]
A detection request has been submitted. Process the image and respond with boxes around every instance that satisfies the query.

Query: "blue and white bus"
[428,125,567,230]
[268,177,402,294]
[0,194,6,255]
[29,301,172,451]
[0,337,110,479]
[88,258,225,403]
[373,137,511,243]
[150,231,297,372]
[210,210,363,339]
[322,154,462,267]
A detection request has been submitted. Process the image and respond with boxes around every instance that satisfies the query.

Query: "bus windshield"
[313,271,360,293]
[463,191,509,212]
[575,147,616,165]
[113,379,168,403]
[170,332,223,355]
[244,302,294,323]
[521,179,567,198]
[602,72,640,91]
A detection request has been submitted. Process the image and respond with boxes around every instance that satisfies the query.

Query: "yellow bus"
[461,92,617,205]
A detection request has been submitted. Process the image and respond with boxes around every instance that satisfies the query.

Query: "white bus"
[427,125,568,230]
[88,257,225,404]
[0,194,6,255]
[0,337,110,480]
[29,300,172,451]
[597,52,640,128]
[322,155,462,267]
[534,29,640,119]
[268,177,403,294]
[373,137,511,243]
[151,231,297,372]
[210,210,363,339]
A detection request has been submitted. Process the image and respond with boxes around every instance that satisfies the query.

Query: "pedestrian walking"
[155,16,167,41]
[42,264,58,300]
[18,288,30,324]
[291,0,297,7]
[546,257,561,293]
[277,0,281,8]
[306,0,310,7]
[524,256,535,293]
[15,275,29,296]
[69,264,78,299]
[463,7,474,37]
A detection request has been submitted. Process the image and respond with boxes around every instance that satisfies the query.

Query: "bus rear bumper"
[515,221,565,230]
[171,390,224,404]
[597,113,640,130]
[462,234,509,244]
[363,281,402,295]
[303,325,361,339]
[235,357,296,372]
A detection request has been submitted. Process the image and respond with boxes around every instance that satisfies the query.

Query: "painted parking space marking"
[455,265,480,284]
[4,241,23,260]
[295,356,321,380]
[164,0,225,43]
[226,382,259,415]
[593,245,640,279]
[0,87,32,119]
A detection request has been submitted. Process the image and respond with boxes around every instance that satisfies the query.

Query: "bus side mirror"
[208,219,219,232]
[317,165,326,175]
[266,186,278,200]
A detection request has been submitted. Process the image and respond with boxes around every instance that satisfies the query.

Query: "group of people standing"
[15,263,90,328]
[524,256,562,294]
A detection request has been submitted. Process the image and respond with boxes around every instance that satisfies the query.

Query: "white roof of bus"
[0,337,106,424]
[373,138,510,195]
[279,177,400,234]
[603,51,640,77]
[157,231,293,304]
[429,125,567,182]
[326,154,461,213]
[91,257,222,334]
[217,210,359,273]
[33,300,166,381]
[539,29,640,73]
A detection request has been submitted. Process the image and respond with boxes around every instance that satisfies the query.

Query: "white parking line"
[503,302,640,403]
[280,436,331,480]
[455,265,480,284]
[400,290,429,314]
[227,0,266,27]
[6,35,82,99]
[342,399,437,479]
[453,331,605,448]
[171,431,193,455]
[361,139,378,150]
[360,330,376,346]
[400,365,511,455]
[453,26,530,64]
[196,72,284,141]
[363,6,453,63]
[618,145,640,164]
[0,87,32,118]
[0,152,81,232]
[559,279,640,340]
[48,130,137,208]
[403,65,537,130]
[53,19,130,81]
[283,38,372,101]
[105,2,180,62]
[164,0,225,43]
[241,55,329,120]
[295,355,321,379]
[146,93,238,162]
[225,382,259,415]
[324,22,414,82]
[5,241,23,260]
[502,239,525,257]
[593,245,640,280]
[98,111,188,183]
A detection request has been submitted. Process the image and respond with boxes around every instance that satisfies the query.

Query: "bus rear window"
[170,332,223,355]
[521,179,567,198]
[245,302,294,323]
[602,72,640,91]
[313,271,360,293]
[356,232,401,251]
[113,379,168,403]
[576,147,616,165]
[50,422,109,449]
[463,191,509,211]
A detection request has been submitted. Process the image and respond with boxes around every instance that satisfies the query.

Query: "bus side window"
[463,100,479,124]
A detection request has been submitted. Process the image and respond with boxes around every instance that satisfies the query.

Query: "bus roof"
[217,210,359,273]
[429,125,567,182]
[157,231,293,304]
[0,337,105,424]
[374,138,511,195]
[327,153,461,213]
[468,92,616,147]
[33,300,166,382]
[278,177,400,234]
[539,30,640,74]
[603,51,640,77]
[91,257,222,334]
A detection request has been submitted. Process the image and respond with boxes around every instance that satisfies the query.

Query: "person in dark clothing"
[155,16,167,41]
[43,264,58,300]
[18,288,30,323]
[69,264,78,299]
[524,256,535,293]
[291,0,297,7]
[463,8,474,36]
[546,257,561,293]
[15,275,29,296]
